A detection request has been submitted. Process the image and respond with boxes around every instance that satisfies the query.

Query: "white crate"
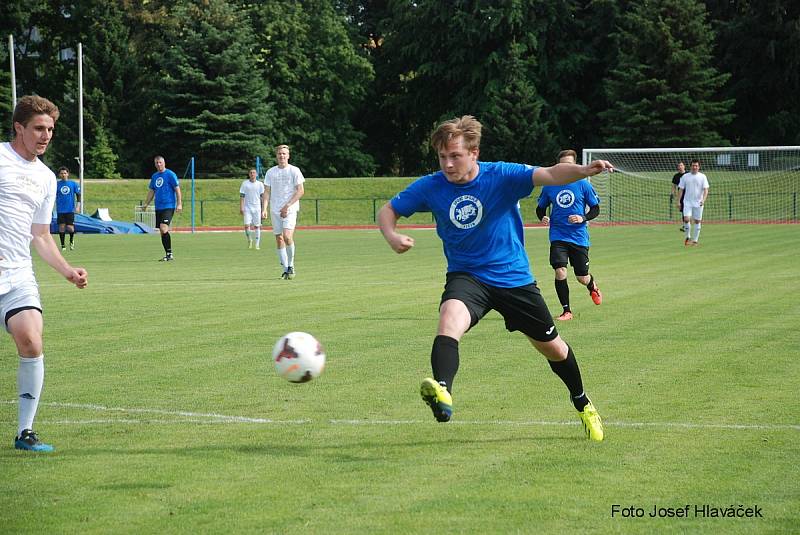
[134,206,156,228]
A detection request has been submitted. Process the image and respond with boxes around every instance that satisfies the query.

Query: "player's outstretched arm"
[378,203,415,254]
[533,160,614,186]
[30,223,88,289]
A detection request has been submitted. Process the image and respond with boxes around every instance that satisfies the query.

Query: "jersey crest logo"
[449,195,483,229]
[59,184,71,195]
[155,177,164,188]
[556,189,576,208]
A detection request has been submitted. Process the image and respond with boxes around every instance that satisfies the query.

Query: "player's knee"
[437,300,471,338]
[11,329,43,356]
[531,336,568,361]
[554,267,568,279]
[576,274,591,286]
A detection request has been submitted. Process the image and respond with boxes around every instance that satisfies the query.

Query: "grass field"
[1,223,799,534]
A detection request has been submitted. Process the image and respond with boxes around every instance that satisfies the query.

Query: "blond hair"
[275,144,290,153]
[12,95,60,128]
[430,115,482,152]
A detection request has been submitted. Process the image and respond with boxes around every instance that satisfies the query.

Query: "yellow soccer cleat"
[579,401,604,441]
[420,378,453,422]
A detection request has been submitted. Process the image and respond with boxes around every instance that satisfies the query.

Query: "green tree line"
[1,0,798,178]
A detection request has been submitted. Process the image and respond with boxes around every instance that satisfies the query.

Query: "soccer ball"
[272,332,326,383]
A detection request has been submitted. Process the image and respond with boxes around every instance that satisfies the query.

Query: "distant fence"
[84,194,797,228]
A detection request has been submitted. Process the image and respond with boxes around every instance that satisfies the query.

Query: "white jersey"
[240,179,265,208]
[678,172,710,207]
[264,164,305,214]
[0,142,56,271]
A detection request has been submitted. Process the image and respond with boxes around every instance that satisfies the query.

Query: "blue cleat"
[14,429,54,452]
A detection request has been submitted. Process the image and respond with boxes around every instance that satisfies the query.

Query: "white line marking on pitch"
[2,400,798,431]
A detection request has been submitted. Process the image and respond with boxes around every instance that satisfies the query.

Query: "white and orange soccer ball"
[272,332,326,383]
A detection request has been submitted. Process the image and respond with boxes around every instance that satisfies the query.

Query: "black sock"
[587,275,596,293]
[161,232,172,254]
[547,345,588,411]
[59,232,65,247]
[69,232,74,244]
[431,335,459,394]
[555,278,570,311]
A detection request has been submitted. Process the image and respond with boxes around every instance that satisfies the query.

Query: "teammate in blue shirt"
[536,149,603,321]
[378,116,613,441]
[55,166,81,251]
[142,155,182,261]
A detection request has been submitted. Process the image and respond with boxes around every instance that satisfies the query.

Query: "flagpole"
[78,42,84,214]
[8,35,16,107]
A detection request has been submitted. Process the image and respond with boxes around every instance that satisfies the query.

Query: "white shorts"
[0,268,42,332]
[271,211,298,235]
[243,206,262,226]
[683,206,704,221]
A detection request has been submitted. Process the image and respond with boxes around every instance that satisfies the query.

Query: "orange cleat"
[590,287,603,305]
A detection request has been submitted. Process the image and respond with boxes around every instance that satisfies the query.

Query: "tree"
[249,0,376,177]
[151,0,273,175]
[86,123,121,178]
[367,1,560,174]
[706,0,800,145]
[600,0,734,147]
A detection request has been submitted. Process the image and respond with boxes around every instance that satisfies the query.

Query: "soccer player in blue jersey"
[378,116,612,441]
[55,166,81,251]
[142,155,182,261]
[536,149,602,321]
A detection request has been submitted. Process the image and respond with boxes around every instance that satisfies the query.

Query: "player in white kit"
[678,159,710,246]
[263,145,305,279]
[1,96,88,452]
[240,168,266,249]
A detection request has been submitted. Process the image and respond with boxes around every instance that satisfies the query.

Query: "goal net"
[582,147,800,224]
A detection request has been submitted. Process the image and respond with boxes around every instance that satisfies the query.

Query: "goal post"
[582,147,800,224]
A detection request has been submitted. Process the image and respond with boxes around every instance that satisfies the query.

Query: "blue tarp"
[50,213,155,234]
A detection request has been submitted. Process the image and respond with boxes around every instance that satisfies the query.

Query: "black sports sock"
[161,232,172,254]
[59,232,65,247]
[431,335,459,394]
[587,275,596,293]
[555,278,570,311]
[69,232,74,244]
[547,345,588,411]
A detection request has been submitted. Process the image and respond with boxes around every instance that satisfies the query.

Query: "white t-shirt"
[678,171,709,208]
[240,179,265,208]
[264,164,305,214]
[0,142,56,271]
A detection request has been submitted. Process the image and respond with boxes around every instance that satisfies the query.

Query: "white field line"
[2,400,798,431]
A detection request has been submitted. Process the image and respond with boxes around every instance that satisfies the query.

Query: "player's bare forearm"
[143,189,155,208]
[30,224,88,288]
[378,203,414,253]
[534,160,614,186]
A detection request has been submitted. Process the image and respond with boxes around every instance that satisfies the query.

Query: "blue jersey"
[537,179,599,247]
[149,169,180,210]
[390,161,537,287]
[55,180,80,214]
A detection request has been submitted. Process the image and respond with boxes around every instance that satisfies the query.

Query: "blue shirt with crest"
[56,180,81,214]
[536,179,599,247]
[149,169,180,210]
[390,161,538,288]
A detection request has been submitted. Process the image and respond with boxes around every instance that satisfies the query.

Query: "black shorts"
[549,241,590,276]
[57,212,75,226]
[440,272,558,342]
[155,209,175,226]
